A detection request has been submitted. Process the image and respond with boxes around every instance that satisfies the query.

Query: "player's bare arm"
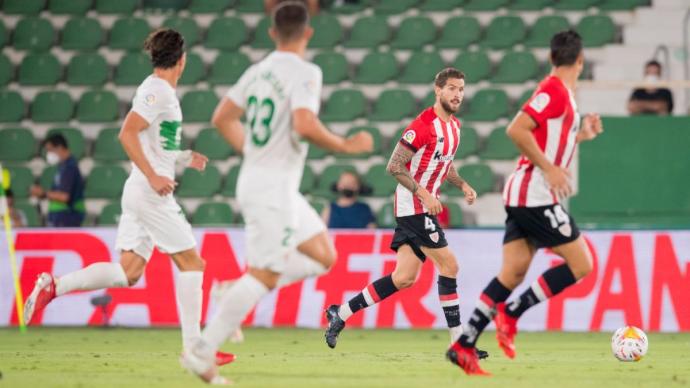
[119,111,176,196]
[212,97,246,155]
[576,113,603,143]
[446,166,476,205]
[293,108,373,154]
[386,143,442,215]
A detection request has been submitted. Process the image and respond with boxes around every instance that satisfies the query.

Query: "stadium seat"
[377,201,396,228]
[32,92,74,123]
[6,166,34,198]
[320,89,366,122]
[330,0,367,13]
[181,91,218,122]
[176,164,221,198]
[3,0,45,15]
[193,202,234,226]
[18,53,61,85]
[109,18,150,51]
[115,53,152,86]
[95,0,138,14]
[309,13,342,49]
[0,54,13,86]
[0,128,35,162]
[374,0,419,14]
[39,165,57,191]
[193,128,234,160]
[390,16,436,50]
[514,88,535,114]
[463,89,509,122]
[354,51,398,84]
[364,163,396,197]
[61,17,103,51]
[481,16,526,50]
[0,21,6,48]
[421,90,436,109]
[492,51,539,84]
[163,17,200,46]
[309,197,328,215]
[344,15,390,48]
[205,17,246,50]
[452,51,491,82]
[437,17,480,49]
[47,128,86,159]
[577,15,616,47]
[314,163,357,198]
[93,128,128,162]
[300,165,316,194]
[479,126,519,160]
[464,0,509,10]
[525,15,570,48]
[0,91,25,122]
[234,0,263,12]
[342,126,383,158]
[308,143,329,160]
[313,52,348,85]
[400,52,444,84]
[510,0,554,9]
[370,89,415,122]
[208,52,250,85]
[85,165,128,199]
[419,0,465,11]
[251,17,273,49]
[77,91,119,123]
[599,0,646,10]
[14,200,41,226]
[67,53,108,86]
[457,126,479,159]
[444,202,464,228]
[13,17,54,51]
[221,164,240,197]
[188,0,232,13]
[49,0,92,15]
[179,53,205,85]
[553,0,600,10]
[98,202,121,225]
[457,163,495,196]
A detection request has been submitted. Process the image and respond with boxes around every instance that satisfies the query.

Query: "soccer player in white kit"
[23,29,235,367]
[180,2,373,384]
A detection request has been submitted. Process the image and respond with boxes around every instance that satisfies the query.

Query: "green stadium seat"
[0,54,13,86]
[188,0,232,13]
[193,202,234,226]
[308,144,329,160]
[576,15,616,47]
[463,89,509,122]
[514,88,535,115]
[163,17,200,46]
[479,126,519,160]
[115,53,152,86]
[179,53,205,85]
[181,90,219,123]
[234,0,263,12]
[47,128,86,159]
[252,17,273,49]
[93,128,127,162]
[421,90,436,109]
[457,126,479,159]
[321,89,366,122]
[176,164,221,198]
[374,0,419,14]
[464,0,509,10]
[85,165,128,199]
[221,164,240,197]
[309,197,328,215]
[300,165,316,194]
[599,0,646,10]
[205,17,247,50]
[50,0,91,15]
[364,163,396,197]
[481,16,526,50]
[342,126,383,158]
[32,92,74,123]
[77,91,119,123]
[61,17,103,51]
[0,21,6,48]
[109,18,150,51]
[457,163,495,196]
[6,166,34,198]
[510,0,554,9]
[330,0,369,13]
[13,17,55,51]
[553,0,600,10]
[313,52,348,85]
[370,89,415,121]
[0,91,25,122]
[309,13,343,49]
[344,15,390,48]
[194,128,234,160]
[67,53,108,86]
[444,202,464,228]
[391,16,436,50]
[14,200,41,226]
[492,51,539,84]
[95,0,138,14]
[354,52,398,84]
[208,52,250,85]
[377,201,395,228]
[3,0,45,15]
[39,165,57,191]
[452,51,491,82]
[98,202,122,225]
[525,15,570,48]
[436,16,481,49]
[0,128,35,162]
[18,53,61,85]
[419,0,465,11]
[400,52,444,84]
[314,163,357,198]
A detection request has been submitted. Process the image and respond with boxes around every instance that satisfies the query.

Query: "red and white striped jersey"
[503,75,581,208]
[394,107,461,217]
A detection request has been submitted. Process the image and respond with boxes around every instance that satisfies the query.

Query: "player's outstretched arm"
[212,97,246,155]
[386,143,442,215]
[446,166,476,205]
[293,109,372,154]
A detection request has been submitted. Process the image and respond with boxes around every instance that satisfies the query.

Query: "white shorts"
[239,192,326,273]
[115,178,196,260]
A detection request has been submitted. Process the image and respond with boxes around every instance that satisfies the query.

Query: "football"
[611,326,648,362]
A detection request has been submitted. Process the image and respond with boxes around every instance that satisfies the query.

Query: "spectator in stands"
[322,171,376,229]
[30,134,85,227]
[627,60,674,115]
[4,189,27,228]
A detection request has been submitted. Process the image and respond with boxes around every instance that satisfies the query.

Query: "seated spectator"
[4,189,27,228]
[627,60,674,115]
[322,171,376,229]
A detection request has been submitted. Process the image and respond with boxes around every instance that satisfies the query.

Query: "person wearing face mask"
[627,60,674,115]
[321,171,376,229]
[30,133,85,227]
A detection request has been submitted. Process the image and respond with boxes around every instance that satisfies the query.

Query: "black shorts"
[503,204,581,249]
[390,213,448,261]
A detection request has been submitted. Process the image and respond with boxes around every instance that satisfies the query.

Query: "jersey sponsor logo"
[144,94,156,106]
[433,150,453,162]
[159,120,182,151]
[529,92,550,113]
[403,130,416,144]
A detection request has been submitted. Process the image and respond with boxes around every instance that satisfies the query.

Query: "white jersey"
[226,51,322,203]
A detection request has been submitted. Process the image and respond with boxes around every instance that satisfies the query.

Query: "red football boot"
[446,342,491,376]
[493,302,518,359]
[24,273,57,324]
[215,351,236,366]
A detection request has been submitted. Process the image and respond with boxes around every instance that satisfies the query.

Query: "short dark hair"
[434,67,465,87]
[143,28,185,69]
[5,188,13,198]
[550,30,583,67]
[645,60,662,70]
[44,133,68,149]
[272,1,309,42]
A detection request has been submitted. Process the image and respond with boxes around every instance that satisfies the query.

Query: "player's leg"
[421,245,462,342]
[169,248,206,353]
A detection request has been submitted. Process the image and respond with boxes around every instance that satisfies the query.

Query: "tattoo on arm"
[446,164,466,189]
[386,143,418,194]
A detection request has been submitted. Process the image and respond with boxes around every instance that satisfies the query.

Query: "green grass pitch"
[0,328,688,387]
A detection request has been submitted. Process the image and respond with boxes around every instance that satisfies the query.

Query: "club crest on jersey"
[429,232,439,243]
[144,94,156,106]
[559,224,572,237]
[529,92,550,113]
[403,130,416,144]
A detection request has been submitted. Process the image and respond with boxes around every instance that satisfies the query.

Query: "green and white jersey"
[129,75,183,181]
[227,51,322,202]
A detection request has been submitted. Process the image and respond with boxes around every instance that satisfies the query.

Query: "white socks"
[338,303,354,321]
[56,262,128,296]
[276,251,328,288]
[450,325,464,343]
[176,271,204,351]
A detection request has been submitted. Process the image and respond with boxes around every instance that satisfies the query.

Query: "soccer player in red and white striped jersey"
[448,30,603,376]
[325,68,483,355]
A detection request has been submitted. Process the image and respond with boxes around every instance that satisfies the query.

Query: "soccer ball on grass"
[611,325,648,362]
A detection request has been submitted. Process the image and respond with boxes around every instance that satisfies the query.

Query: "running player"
[180,2,372,383]
[447,30,603,376]
[23,29,234,367]
[323,68,485,356]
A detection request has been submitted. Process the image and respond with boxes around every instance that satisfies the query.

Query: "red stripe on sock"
[537,276,553,298]
[479,293,494,307]
[366,284,381,303]
[439,293,458,301]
